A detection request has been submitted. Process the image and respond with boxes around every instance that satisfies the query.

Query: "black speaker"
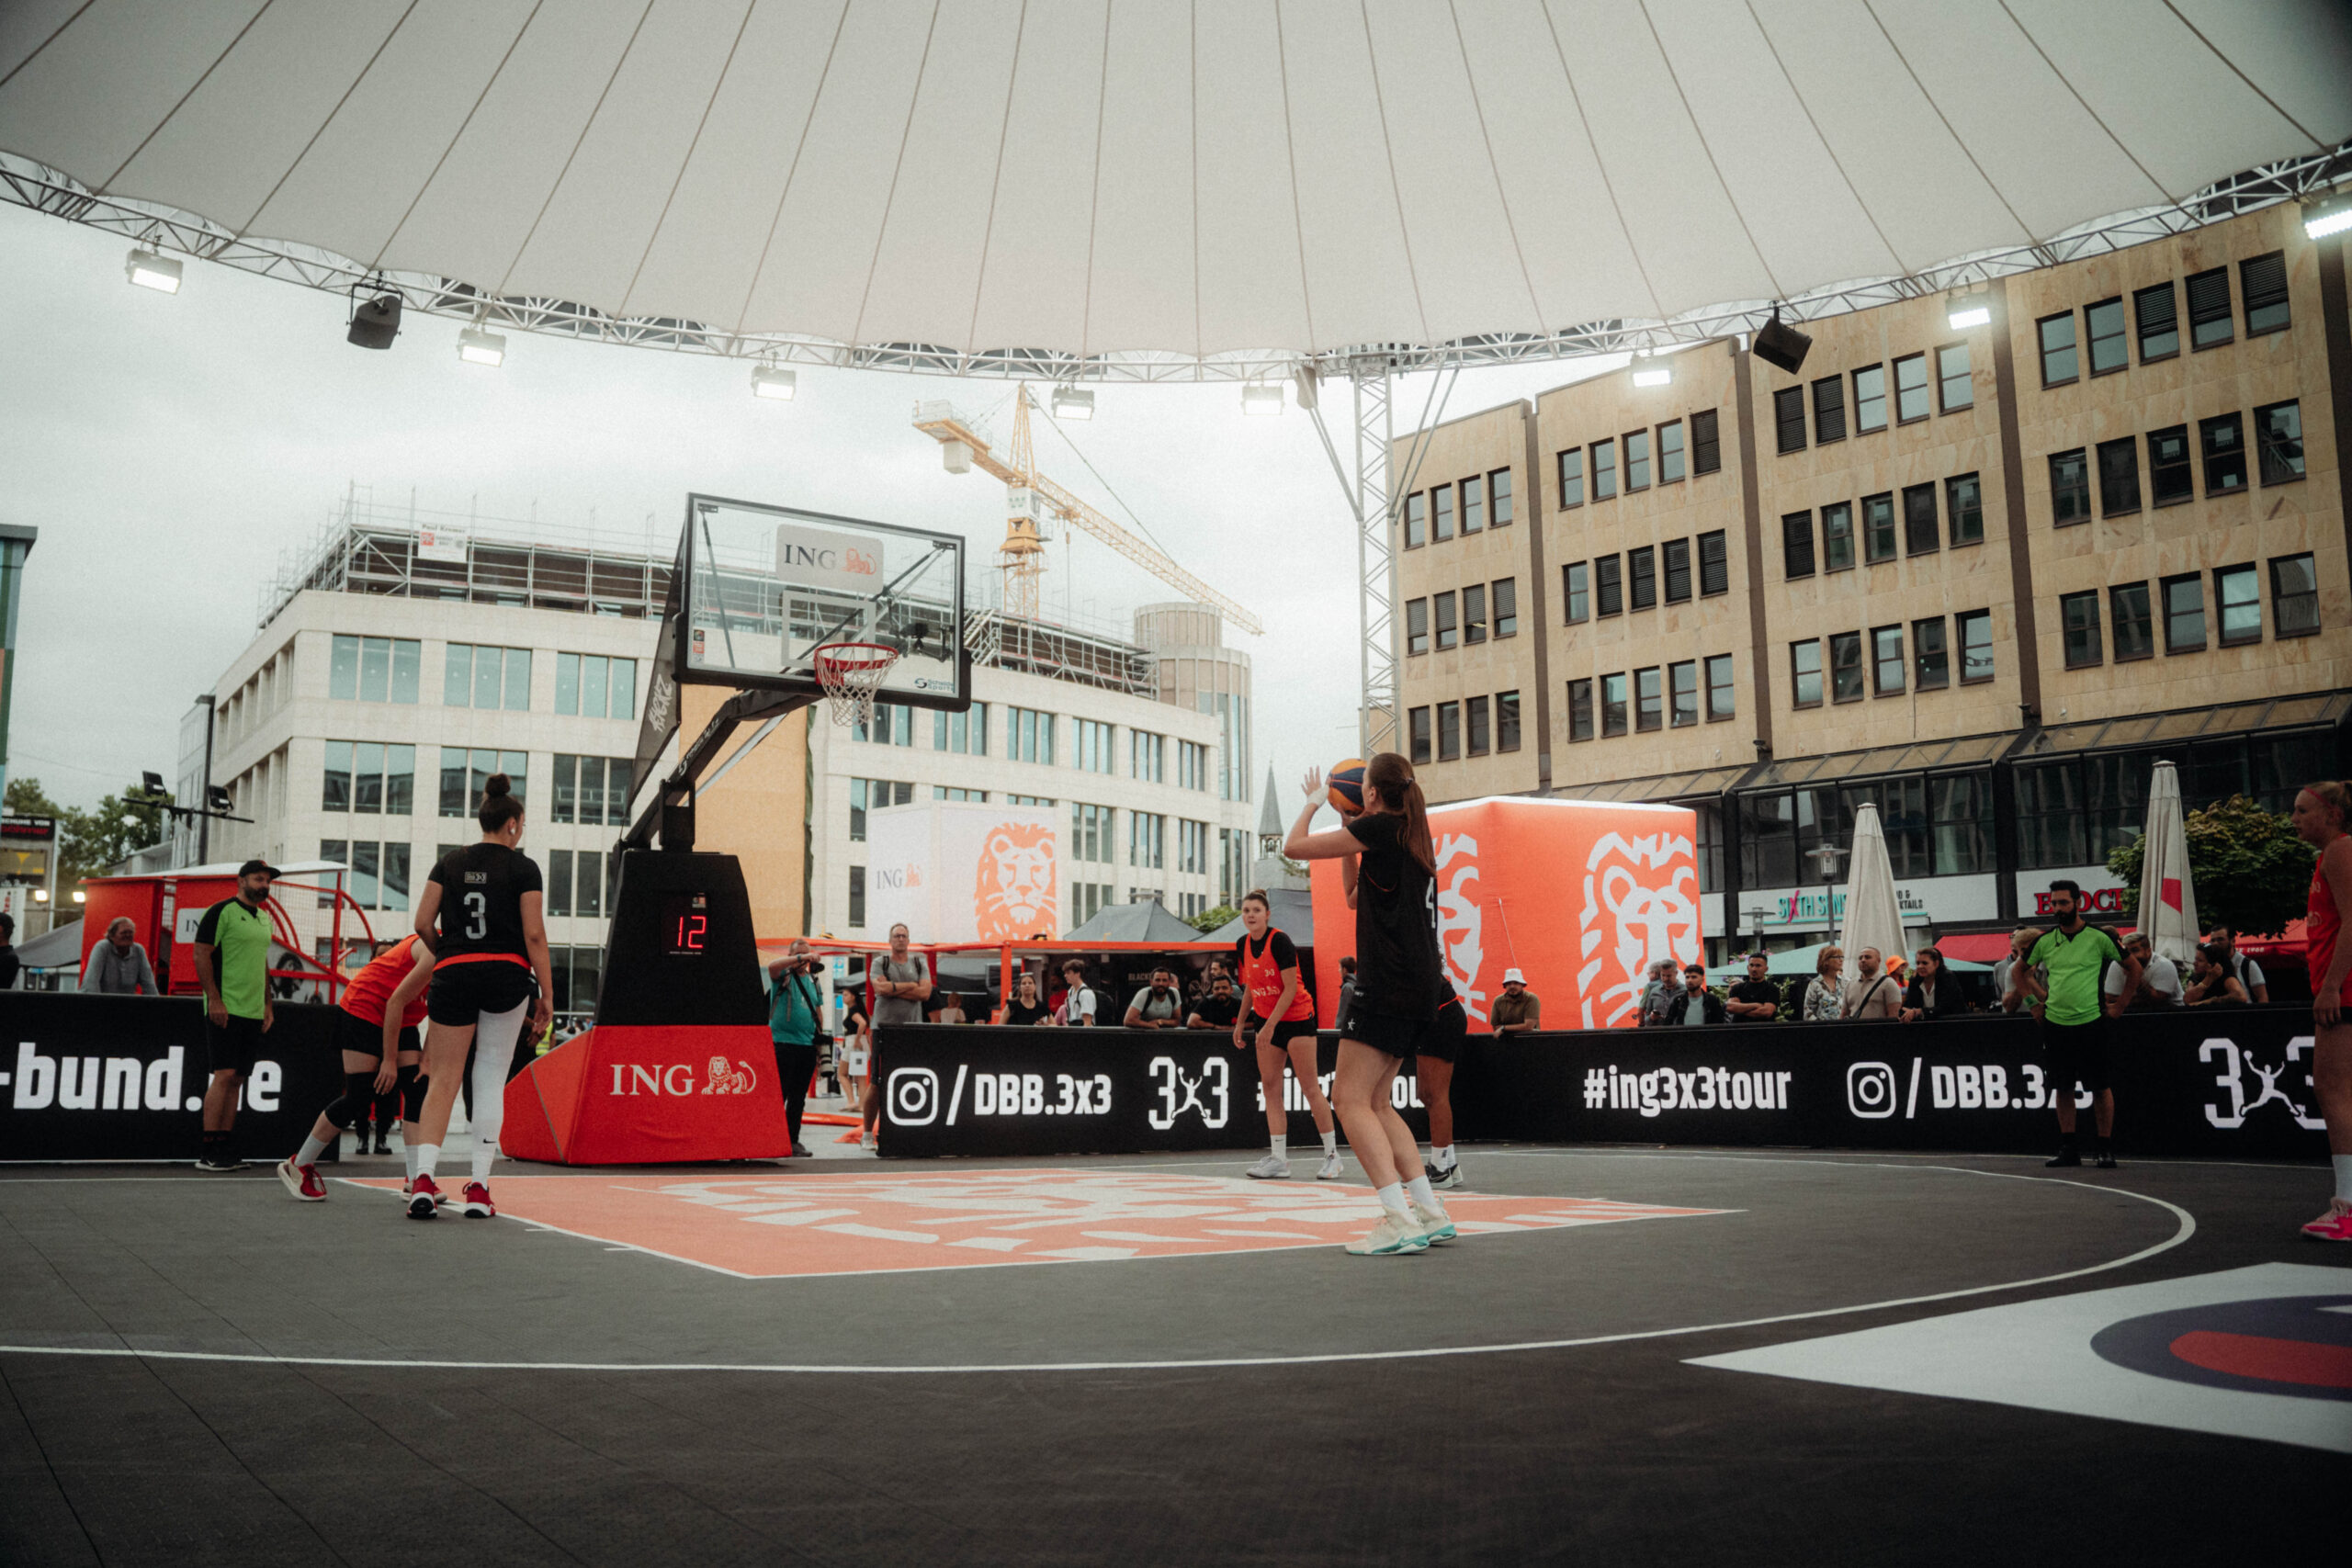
[1753,310,1811,375]
[346,292,401,350]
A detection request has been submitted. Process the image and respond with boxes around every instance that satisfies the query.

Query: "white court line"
[0,1164,2196,1377]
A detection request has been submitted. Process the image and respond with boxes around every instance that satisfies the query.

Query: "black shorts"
[1248,1015,1318,1051]
[2041,1016,2111,1093]
[334,1009,420,1059]
[426,960,535,1026]
[1416,1001,1468,1065]
[204,1013,264,1077]
[1338,1001,1432,1061]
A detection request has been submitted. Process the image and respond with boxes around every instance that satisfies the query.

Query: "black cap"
[237,859,279,880]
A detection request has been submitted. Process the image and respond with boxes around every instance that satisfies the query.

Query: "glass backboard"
[676,493,968,709]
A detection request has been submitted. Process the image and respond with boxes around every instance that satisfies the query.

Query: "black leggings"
[774,1041,818,1145]
[326,1065,424,1131]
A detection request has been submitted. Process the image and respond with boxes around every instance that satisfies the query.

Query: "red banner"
[503,1023,791,1165]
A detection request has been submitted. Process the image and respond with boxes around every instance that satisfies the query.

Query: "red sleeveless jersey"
[1237,928,1316,1022]
[2309,856,2346,998]
[341,934,430,1028]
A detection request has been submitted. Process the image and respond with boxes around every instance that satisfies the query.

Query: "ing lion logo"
[976,822,1057,941]
[704,1056,757,1095]
[1576,830,1700,1030]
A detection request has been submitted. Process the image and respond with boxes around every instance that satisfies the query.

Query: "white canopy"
[2,0,2346,375]
[1836,802,1908,977]
[2136,760,2200,966]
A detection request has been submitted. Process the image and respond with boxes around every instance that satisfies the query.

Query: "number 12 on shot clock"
[662,892,710,956]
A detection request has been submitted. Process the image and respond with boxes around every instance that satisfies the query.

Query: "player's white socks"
[1319,1129,1338,1156]
[402,1143,420,1183]
[295,1133,329,1168]
[413,1143,440,1181]
[1271,1135,1287,1160]
[1406,1175,1438,1208]
[1431,1144,1456,1171]
[2335,1154,2352,1202]
[472,1138,498,1185]
[1374,1180,1407,1215]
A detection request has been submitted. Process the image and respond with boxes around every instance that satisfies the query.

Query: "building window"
[1958,609,1994,682]
[1409,706,1431,763]
[1691,409,1721,474]
[2241,251,2290,335]
[1070,802,1114,863]
[1562,563,1588,624]
[1871,626,1904,694]
[1129,729,1166,782]
[1466,694,1491,755]
[2049,449,2090,525]
[2187,265,2233,349]
[1657,422,1685,484]
[1902,482,1939,555]
[1434,591,1458,650]
[1071,718,1114,773]
[934,703,990,756]
[1555,450,1583,508]
[1852,365,1886,433]
[1601,674,1629,737]
[848,866,865,929]
[1937,343,1972,411]
[1781,512,1815,580]
[1591,438,1617,500]
[1461,476,1485,535]
[322,742,414,817]
[1492,578,1518,637]
[545,850,572,917]
[317,840,411,913]
[1944,473,1983,546]
[1624,429,1651,491]
[1705,654,1735,720]
[1405,491,1426,547]
[1128,811,1166,870]
[2061,592,2103,668]
[2097,435,2141,516]
[1698,531,1727,596]
[1437,702,1462,761]
[935,787,987,803]
[2085,297,2127,375]
[2037,311,2078,385]
[2162,574,2205,653]
[1008,706,1056,763]
[329,635,421,704]
[1774,388,1806,454]
[1497,691,1521,751]
[1812,376,1845,443]
[1628,547,1657,610]
[1663,539,1691,604]
[1668,660,1698,728]
[1634,669,1662,732]
[438,748,526,817]
[2256,400,2304,485]
[2134,281,2178,361]
[1463,584,1487,645]
[1912,617,1949,690]
[2110,582,2154,660]
[1429,484,1453,542]
[2215,563,2261,647]
[1489,468,1514,525]
[1179,739,1209,791]
[552,652,637,719]
[447,645,534,711]
[1894,353,1929,422]
[1790,641,1822,708]
[1808,502,1849,572]
[854,701,914,746]
[1406,598,1429,655]
[2272,554,2320,637]
[554,755,635,826]
[1567,681,1594,741]
[1596,555,1623,616]
[1829,632,1863,702]
[1862,492,1896,563]
[2149,425,2192,505]
[848,777,913,840]
[2200,412,2246,494]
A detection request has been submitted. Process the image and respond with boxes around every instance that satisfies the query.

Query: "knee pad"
[323,1070,378,1131]
[398,1064,425,1122]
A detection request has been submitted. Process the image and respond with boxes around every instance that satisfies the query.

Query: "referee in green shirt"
[191,860,277,1171]
[2025,878,2139,1169]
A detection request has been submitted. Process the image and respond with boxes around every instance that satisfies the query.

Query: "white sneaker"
[1410,1199,1457,1246]
[1316,1151,1342,1180]
[1246,1153,1292,1179]
[1345,1210,1429,1256]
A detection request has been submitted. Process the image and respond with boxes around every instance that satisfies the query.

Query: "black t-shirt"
[427,842,543,962]
[1347,810,1441,1020]
[1192,994,1242,1029]
[1728,979,1781,1018]
[1003,996,1052,1026]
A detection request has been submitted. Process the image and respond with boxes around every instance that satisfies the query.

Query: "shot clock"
[662,893,711,955]
[594,852,765,1028]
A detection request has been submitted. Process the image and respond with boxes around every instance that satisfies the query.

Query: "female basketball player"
[276,933,433,1201]
[2292,782,2352,1241]
[1283,755,1453,1255]
[402,774,552,1220]
[1234,890,1340,1180]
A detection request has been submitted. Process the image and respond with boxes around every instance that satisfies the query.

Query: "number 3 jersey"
[427,842,544,967]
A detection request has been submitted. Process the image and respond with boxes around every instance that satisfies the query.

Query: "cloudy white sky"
[0,200,1618,815]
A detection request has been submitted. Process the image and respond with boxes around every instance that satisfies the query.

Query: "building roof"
[1204,887,1315,944]
[1063,900,1206,944]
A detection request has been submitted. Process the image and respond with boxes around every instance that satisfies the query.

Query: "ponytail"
[1364,752,1434,874]
[478,772,525,832]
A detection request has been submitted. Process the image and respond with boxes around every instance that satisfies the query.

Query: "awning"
[1746,732,2017,791]
[2235,919,2307,959]
[1932,931,2014,964]
[1558,765,1755,804]
[2012,694,2352,761]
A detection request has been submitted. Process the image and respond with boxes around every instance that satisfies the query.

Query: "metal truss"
[6,145,2343,386]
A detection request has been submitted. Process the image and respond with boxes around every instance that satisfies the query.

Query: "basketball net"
[813,642,899,728]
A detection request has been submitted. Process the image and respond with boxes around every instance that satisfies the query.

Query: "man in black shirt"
[1187,973,1243,1031]
[1725,953,1783,1022]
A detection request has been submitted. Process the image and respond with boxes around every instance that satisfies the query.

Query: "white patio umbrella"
[1836,802,1909,977]
[2137,760,2200,966]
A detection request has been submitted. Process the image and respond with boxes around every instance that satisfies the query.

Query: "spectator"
[1638,958,1679,1027]
[0,911,18,989]
[1187,973,1243,1031]
[2185,942,2250,1007]
[1002,969,1053,1025]
[1665,963,1726,1025]
[1125,965,1183,1028]
[2104,932,2182,1013]
[765,939,824,1157]
[864,924,933,1149]
[1725,953,1782,1022]
[1843,947,1901,1021]
[835,990,869,1109]
[1334,955,1358,1027]
[1490,968,1542,1034]
[1900,947,1968,1021]
[931,992,968,1024]
[191,860,277,1172]
[1992,928,2041,1014]
[82,917,159,995]
[2203,925,2269,1003]
[1801,946,1846,1022]
[1055,959,1099,1026]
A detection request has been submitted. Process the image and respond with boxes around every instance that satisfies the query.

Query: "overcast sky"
[0,201,1618,817]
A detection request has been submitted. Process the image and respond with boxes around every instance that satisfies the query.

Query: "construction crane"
[913,387,1264,637]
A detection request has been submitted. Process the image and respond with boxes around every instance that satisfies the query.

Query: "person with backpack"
[767,939,827,1157]
[2026,878,2139,1169]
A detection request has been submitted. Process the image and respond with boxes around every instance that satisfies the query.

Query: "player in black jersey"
[402,774,552,1220]
[1283,754,1454,1256]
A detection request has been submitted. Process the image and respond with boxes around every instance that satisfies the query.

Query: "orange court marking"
[348,1169,1731,1279]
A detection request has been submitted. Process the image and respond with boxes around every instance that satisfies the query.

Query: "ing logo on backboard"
[975,822,1057,942]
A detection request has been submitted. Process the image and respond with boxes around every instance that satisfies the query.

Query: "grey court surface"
[1,1145,2344,1566]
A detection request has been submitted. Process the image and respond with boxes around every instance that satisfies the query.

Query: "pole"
[196,694,217,863]
[0,525,39,813]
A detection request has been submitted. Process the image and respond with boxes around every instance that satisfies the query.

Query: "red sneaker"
[406,1174,441,1220]
[461,1181,496,1219]
[276,1159,326,1201]
[2301,1201,2352,1242]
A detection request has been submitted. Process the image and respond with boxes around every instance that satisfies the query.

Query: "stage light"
[1241,383,1283,416]
[141,771,164,794]
[347,292,401,350]
[1630,355,1671,388]
[2304,188,2352,242]
[1947,291,1992,331]
[1050,385,1093,420]
[124,249,181,293]
[72,890,85,904]
[752,365,796,400]
[1752,307,1812,375]
[33,889,47,903]
[457,326,505,367]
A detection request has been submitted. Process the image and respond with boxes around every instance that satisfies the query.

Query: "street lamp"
[1804,840,1849,939]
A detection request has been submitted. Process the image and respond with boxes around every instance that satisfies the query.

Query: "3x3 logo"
[2200,1038,2324,1131]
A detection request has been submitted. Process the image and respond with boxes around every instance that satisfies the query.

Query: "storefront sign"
[1741,874,1996,933]
[2014,866,2130,918]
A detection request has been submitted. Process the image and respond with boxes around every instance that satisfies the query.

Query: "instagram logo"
[887,1067,941,1125]
[1847,1061,1898,1120]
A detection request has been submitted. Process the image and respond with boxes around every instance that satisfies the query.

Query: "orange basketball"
[1327,759,1367,816]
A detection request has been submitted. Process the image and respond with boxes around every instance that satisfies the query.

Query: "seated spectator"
[1842,947,1901,1021]
[1490,968,1541,1033]
[2184,942,2250,1006]
[1638,958,1679,1027]
[931,992,967,1024]
[2203,924,2269,1002]
[1001,970,1054,1025]
[1900,946,1969,1021]
[1187,973,1243,1031]
[1993,928,2042,1014]
[1725,953,1782,1022]
[1125,966,1184,1029]
[1665,963,1726,1025]
[1055,960,1100,1027]
[81,917,158,995]
[2104,932,2182,1012]
[1801,947,1845,1022]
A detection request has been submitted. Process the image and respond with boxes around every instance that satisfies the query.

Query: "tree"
[1187,904,1238,934]
[5,777,63,818]
[2106,795,2312,939]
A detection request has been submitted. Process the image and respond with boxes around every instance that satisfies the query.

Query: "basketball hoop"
[813,641,899,728]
